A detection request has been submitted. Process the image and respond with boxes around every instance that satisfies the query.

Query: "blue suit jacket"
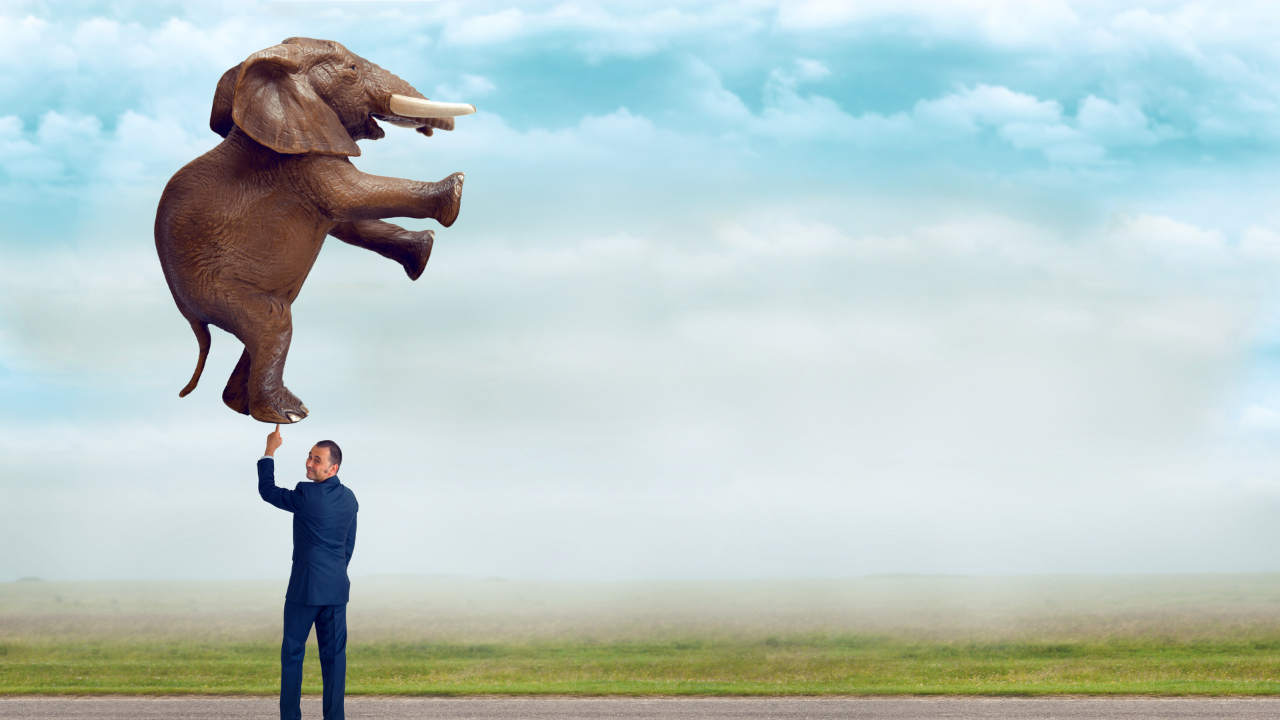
[257,457,359,606]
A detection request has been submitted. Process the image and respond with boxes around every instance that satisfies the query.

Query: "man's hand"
[265,424,283,457]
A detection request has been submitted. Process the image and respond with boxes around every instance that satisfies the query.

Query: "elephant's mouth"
[372,113,420,128]
[371,113,459,136]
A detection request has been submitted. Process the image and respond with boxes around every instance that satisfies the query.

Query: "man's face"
[305,445,338,481]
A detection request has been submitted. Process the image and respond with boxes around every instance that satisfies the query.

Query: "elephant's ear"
[231,44,359,157]
[210,63,241,138]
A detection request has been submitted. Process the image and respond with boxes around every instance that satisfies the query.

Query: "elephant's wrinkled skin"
[155,37,465,423]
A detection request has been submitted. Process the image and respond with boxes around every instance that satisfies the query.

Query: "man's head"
[305,440,343,481]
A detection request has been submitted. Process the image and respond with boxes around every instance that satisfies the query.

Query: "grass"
[5,575,1280,695]
[6,636,1280,695]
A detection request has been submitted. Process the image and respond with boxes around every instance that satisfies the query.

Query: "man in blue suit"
[260,425,359,720]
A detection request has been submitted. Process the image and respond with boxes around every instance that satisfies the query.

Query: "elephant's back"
[155,142,331,317]
[155,143,254,265]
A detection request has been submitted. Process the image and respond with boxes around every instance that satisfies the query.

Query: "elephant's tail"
[179,314,212,398]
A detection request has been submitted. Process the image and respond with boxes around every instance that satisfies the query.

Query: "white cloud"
[684,59,756,125]
[0,108,214,188]
[438,4,731,59]
[755,63,876,141]
[0,244,177,374]
[0,112,101,182]
[902,84,1180,164]
[675,63,1183,163]
[0,115,59,181]
[1108,7,1209,59]
[37,110,102,147]
[101,111,217,184]
[1239,405,1280,432]
[433,73,497,102]
[916,84,1062,132]
[577,106,656,140]
[714,217,847,258]
[444,8,526,46]
[678,61,906,144]
[775,0,1082,47]
[1240,225,1280,261]
[1110,213,1230,265]
[1077,95,1178,146]
[2,2,1277,203]
[451,232,651,275]
[792,58,831,81]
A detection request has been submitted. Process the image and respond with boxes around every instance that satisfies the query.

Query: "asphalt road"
[3,697,1280,719]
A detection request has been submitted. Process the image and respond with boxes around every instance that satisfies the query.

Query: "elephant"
[155,37,475,424]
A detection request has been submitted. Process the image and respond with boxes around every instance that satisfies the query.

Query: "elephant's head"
[209,37,474,156]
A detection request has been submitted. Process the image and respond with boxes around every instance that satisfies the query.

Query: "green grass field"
[4,574,1280,695]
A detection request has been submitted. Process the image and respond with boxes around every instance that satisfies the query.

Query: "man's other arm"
[258,424,301,513]
[344,514,357,566]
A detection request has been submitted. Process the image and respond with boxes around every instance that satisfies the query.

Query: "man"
[259,425,358,720]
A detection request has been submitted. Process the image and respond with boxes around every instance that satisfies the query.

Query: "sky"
[4,0,1280,582]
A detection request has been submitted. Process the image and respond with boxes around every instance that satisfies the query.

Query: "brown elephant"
[155,37,474,424]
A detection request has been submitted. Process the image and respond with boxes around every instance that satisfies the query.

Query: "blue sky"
[4,1,1280,581]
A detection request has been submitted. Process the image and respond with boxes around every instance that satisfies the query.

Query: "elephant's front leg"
[306,157,464,227]
[220,293,308,424]
[329,220,434,280]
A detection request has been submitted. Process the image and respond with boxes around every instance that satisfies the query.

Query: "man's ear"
[231,44,359,157]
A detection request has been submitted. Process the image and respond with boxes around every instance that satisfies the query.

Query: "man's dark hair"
[315,440,342,468]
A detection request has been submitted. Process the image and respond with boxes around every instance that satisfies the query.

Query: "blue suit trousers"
[280,600,347,720]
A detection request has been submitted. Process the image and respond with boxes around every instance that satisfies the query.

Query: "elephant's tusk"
[388,95,476,118]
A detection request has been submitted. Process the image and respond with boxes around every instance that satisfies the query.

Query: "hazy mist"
[5,1,1280,582]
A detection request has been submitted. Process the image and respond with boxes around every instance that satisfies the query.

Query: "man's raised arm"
[258,424,301,512]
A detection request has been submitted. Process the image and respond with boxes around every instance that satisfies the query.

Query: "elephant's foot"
[432,172,464,228]
[404,229,433,281]
[250,385,309,424]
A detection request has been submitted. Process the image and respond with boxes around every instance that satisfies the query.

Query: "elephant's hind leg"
[220,293,309,424]
[222,349,252,416]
